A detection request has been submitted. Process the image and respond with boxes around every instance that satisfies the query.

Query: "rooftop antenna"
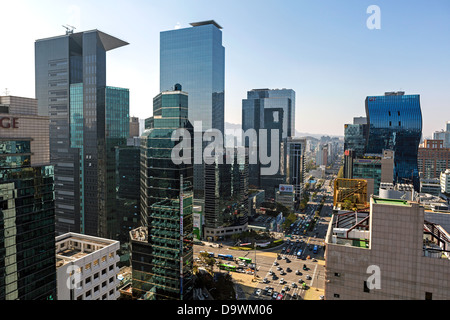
[62,24,76,35]
[3,88,9,96]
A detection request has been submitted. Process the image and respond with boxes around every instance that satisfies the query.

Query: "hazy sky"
[0,0,449,136]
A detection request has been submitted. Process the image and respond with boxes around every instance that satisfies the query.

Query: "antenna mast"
[62,25,76,35]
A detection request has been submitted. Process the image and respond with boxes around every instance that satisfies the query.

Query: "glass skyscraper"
[160,20,225,197]
[35,30,129,238]
[131,84,194,300]
[365,92,422,190]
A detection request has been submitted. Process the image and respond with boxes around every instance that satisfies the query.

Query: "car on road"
[295,270,301,275]
[255,289,261,296]
[291,282,297,288]
[272,292,278,299]
[293,292,298,299]
[276,294,283,300]
[286,267,292,273]
[279,278,285,284]
[306,275,312,280]
[273,261,279,266]
[303,264,308,271]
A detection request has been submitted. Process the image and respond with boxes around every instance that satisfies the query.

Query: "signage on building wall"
[279,184,294,193]
[0,117,19,129]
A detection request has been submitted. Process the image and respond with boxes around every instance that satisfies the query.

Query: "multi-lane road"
[193,169,339,300]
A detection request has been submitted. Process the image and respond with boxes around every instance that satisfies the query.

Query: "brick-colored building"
[418,139,450,179]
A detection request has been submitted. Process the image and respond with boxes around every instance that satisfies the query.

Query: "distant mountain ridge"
[224,122,342,139]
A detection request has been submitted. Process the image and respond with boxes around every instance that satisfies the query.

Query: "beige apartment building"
[325,196,450,300]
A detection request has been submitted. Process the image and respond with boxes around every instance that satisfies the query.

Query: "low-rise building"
[55,233,120,300]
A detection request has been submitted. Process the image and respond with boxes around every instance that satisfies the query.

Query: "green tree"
[199,252,216,274]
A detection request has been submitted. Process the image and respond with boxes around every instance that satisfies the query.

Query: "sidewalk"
[304,287,324,300]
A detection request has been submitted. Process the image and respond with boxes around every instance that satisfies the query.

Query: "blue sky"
[1,0,449,136]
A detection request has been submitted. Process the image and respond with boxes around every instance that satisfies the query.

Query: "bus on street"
[219,264,236,272]
[218,254,234,261]
[238,257,252,264]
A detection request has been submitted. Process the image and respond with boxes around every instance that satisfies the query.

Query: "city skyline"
[1,0,449,137]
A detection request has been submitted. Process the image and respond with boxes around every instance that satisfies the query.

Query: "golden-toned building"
[333,178,368,210]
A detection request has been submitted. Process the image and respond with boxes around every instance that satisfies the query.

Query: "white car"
[255,289,262,296]
[279,278,284,284]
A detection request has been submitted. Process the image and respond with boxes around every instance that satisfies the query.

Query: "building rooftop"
[55,232,119,268]
[130,226,148,243]
[36,29,129,51]
[372,196,411,207]
[190,20,222,29]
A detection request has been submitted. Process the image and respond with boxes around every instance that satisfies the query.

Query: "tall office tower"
[0,96,56,300]
[35,29,129,238]
[433,121,450,148]
[160,20,225,198]
[286,137,306,206]
[365,92,422,191]
[242,88,296,198]
[132,84,194,300]
[203,147,249,240]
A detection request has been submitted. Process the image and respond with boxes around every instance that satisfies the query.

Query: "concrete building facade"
[325,196,450,300]
[55,232,120,300]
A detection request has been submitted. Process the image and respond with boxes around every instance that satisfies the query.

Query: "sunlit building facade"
[160,20,225,197]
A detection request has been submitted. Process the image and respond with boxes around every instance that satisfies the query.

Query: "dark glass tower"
[203,147,249,239]
[242,88,296,198]
[132,85,194,300]
[0,96,56,300]
[160,20,225,197]
[35,30,129,238]
[365,92,422,190]
[286,137,306,207]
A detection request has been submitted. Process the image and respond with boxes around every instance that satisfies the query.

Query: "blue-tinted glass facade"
[365,94,422,190]
[160,23,225,134]
[160,22,225,197]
